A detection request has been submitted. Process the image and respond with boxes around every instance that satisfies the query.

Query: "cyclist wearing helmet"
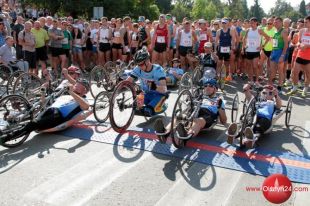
[166,58,184,85]
[226,84,282,148]
[0,78,91,142]
[127,48,168,116]
[154,78,227,141]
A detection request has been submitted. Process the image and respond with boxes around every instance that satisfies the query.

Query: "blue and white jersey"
[167,67,184,76]
[257,100,275,120]
[201,95,225,116]
[130,64,166,92]
[51,95,82,118]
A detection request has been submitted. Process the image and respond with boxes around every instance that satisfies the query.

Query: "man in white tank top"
[242,17,270,84]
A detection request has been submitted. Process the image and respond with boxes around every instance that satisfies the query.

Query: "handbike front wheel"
[93,91,110,123]
[231,93,239,123]
[285,96,293,128]
[178,72,193,94]
[0,94,32,148]
[6,70,25,95]
[109,81,136,133]
[240,97,256,146]
[171,89,193,148]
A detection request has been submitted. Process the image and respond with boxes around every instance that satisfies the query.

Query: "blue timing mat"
[58,122,310,184]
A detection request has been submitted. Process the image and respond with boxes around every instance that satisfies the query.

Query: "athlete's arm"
[68,85,90,110]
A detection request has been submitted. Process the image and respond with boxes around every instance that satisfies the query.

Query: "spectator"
[12,15,24,59]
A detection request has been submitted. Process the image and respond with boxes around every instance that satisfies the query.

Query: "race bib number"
[132,33,137,41]
[199,33,207,41]
[100,36,108,43]
[273,39,278,47]
[157,36,166,43]
[301,36,310,45]
[75,39,81,44]
[220,46,230,53]
[114,31,121,38]
[62,37,68,44]
[248,39,259,48]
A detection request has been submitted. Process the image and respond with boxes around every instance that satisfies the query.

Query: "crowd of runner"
[0,0,309,98]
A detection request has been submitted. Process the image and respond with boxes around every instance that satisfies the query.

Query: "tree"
[191,0,208,19]
[269,0,303,21]
[170,1,191,22]
[249,0,265,21]
[299,0,307,17]
[241,0,249,19]
[156,0,172,13]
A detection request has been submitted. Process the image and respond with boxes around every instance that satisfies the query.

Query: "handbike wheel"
[6,70,25,95]
[89,65,108,98]
[12,73,43,102]
[0,94,32,148]
[231,93,239,123]
[285,96,293,128]
[93,91,110,123]
[171,89,193,148]
[192,67,202,86]
[240,97,256,146]
[178,72,193,94]
[109,81,136,133]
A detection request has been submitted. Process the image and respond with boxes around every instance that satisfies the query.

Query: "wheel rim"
[13,73,42,101]
[110,82,135,131]
[90,66,107,97]
[231,94,239,123]
[179,72,192,94]
[0,95,32,147]
[7,71,24,95]
[94,92,110,123]
[171,89,193,148]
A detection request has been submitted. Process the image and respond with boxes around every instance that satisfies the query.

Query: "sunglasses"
[222,22,227,24]
[138,62,145,67]
[267,23,273,25]
[262,91,273,96]
[213,24,219,26]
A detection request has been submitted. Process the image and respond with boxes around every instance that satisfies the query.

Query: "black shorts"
[217,48,230,61]
[99,43,111,52]
[131,47,137,55]
[35,46,48,61]
[179,46,192,57]
[23,51,36,68]
[154,43,167,53]
[50,47,64,57]
[63,49,70,57]
[296,57,310,65]
[112,43,123,50]
[253,117,271,134]
[198,108,217,129]
[245,52,260,60]
[263,49,272,58]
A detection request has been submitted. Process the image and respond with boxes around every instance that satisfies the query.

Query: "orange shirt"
[297,29,310,60]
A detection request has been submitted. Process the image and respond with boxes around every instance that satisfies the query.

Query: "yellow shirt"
[31,28,49,48]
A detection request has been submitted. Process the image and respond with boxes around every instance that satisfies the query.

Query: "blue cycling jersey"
[51,96,82,118]
[130,64,166,92]
[168,67,184,76]
[257,101,275,120]
[201,96,225,116]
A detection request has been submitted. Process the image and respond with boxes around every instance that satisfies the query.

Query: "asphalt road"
[0,79,310,206]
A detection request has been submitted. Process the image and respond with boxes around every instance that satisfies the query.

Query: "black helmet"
[133,48,150,64]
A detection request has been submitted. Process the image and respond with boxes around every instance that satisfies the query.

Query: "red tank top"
[156,24,168,44]
[297,29,310,60]
[198,29,210,54]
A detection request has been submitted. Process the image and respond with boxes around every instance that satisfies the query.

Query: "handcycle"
[168,85,223,148]
[229,88,293,148]
[108,80,170,133]
[89,60,134,98]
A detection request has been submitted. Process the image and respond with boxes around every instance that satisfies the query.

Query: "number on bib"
[157,36,166,43]
[273,39,278,48]
[220,46,230,53]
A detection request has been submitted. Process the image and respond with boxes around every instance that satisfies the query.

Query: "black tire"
[89,65,108,98]
[0,94,32,148]
[240,97,256,146]
[6,70,24,95]
[285,96,293,128]
[12,73,43,101]
[171,89,193,148]
[93,91,110,123]
[231,93,239,123]
[109,81,136,133]
[178,72,193,94]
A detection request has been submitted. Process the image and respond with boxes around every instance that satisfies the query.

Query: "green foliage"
[225,0,244,19]
[170,1,191,22]
[241,0,249,19]
[299,0,307,17]
[269,0,303,21]
[249,0,265,21]
[156,0,172,13]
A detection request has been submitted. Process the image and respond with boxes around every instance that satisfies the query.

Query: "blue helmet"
[202,78,218,88]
